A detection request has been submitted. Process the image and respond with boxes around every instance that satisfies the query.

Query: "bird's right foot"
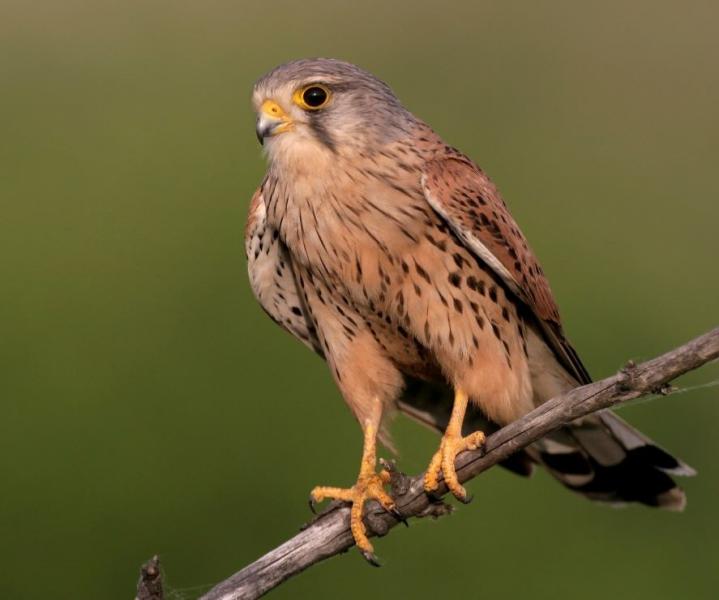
[309,423,402,565]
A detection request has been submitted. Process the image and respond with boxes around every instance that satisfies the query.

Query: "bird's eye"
[294,85,331,110]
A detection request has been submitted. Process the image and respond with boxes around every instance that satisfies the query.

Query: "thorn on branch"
[136,555,163,600]
[652,382,676,396]
[417,498,454,520]
[617,359,638,392]
[380,458,410,497]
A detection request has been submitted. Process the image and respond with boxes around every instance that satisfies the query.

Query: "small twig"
[136,556,164,600]
[169,327,718,600]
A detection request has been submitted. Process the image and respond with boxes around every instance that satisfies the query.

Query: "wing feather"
[421,154,591,384]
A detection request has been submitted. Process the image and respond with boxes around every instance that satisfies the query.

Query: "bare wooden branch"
[197,327,718,600]
[136,556,164,600]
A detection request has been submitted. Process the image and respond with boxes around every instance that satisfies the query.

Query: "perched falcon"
[246,58,694,563]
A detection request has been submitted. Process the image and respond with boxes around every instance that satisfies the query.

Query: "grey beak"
[256,120,269,145]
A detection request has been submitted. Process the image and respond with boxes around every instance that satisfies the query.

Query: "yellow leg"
[423,389,485,501]
[310,417,397,564]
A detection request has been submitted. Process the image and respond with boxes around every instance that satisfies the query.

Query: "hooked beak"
[256,99,293,144]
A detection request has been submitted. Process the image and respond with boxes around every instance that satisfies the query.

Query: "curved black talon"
[427,489,444,503]
[390,507,409,527]
[361,550,382,567]
[458,492,474,505]
[308,495,318,514]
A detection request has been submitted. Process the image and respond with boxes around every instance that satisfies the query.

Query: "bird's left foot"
[424,429,485,502]
[310,464,398,565]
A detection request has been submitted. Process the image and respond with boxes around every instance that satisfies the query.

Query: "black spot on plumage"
[449,272,462,287]
[453,298,463,313]
[489,285,498,302]
[291,306,302,316]
[415,262,431,283]
[426,233,448,251]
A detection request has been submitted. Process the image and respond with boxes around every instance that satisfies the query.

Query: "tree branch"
[197,327,718,600]
[136,556,164,600]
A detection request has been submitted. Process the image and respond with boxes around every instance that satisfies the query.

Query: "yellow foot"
[310,466,399,565]
[424,429,485,502]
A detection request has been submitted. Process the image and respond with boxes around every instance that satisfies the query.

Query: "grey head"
[252,58,417,154]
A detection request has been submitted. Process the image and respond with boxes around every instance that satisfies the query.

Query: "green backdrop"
[2,1,717,598]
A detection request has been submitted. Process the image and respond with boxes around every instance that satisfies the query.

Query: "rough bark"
[136,556,164,600]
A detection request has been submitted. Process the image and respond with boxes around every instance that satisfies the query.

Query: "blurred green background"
[2,1,718,598]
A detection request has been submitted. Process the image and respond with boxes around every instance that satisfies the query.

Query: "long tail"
[397,378,695,510]
[530,411,695,510]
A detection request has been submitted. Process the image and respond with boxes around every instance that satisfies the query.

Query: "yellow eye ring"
[293,84,331,111]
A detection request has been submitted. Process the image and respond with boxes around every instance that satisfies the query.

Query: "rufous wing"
[421,154,591,385]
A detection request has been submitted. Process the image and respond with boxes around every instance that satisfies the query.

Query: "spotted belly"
[355,219,534,425]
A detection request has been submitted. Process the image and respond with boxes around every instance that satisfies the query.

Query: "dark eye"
[297,85,330,110]
[303,86,327,107]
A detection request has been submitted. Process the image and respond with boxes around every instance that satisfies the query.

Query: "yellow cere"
[259,99,294,136]
[261,99,289,120]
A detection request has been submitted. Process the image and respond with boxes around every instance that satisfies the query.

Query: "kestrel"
[245,59,694,563]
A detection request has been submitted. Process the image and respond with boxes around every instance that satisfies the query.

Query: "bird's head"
[252,59,416,162]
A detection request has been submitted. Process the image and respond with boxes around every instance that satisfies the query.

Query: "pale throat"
[264,130,337,178]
